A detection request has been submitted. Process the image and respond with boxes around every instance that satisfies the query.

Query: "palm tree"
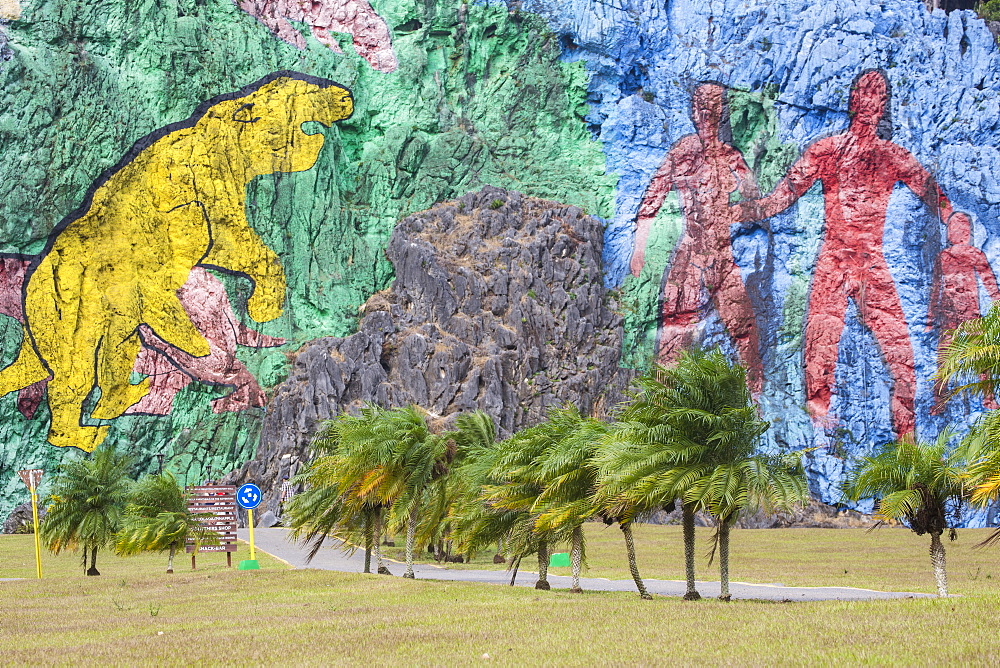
[287,408,389,573]
[452,420,559,590]
[843,432,967,596]
[418,411,500,564]
[932,290,1000,548]
[449,414,531,579]
[379,406,454,578]
[597,416,684,600]
[942,426,1000,548]
[935,301,1000,406]
[599,349,802,600]
[597,352,726,601]
[530,406,605,594]
[288,404,453,576]
[683,449,807,600]
[115,472,218,573]
[40,445,133,576]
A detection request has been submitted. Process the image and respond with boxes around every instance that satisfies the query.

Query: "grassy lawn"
[0,537,289,580]
[2,527,1000,664]
[385,523,1000,595]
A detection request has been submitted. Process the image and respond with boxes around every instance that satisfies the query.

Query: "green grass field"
[384,523,1000,594]
[2,526,999,665]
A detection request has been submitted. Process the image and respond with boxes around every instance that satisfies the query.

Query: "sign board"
[18,469,43,492]
[549,552,571,568]
[237,483,263,510]
[185,484,238,554]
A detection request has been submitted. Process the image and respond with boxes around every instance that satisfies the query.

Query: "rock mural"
[3,0,1000,523]
[736,68,950,439]
[127,267,288,417]
[630,82,765,393]
[0,72,353,453]
[526,0,1000,506]
[235,0,399,72]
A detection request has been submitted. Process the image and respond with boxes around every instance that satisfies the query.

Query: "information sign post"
[184,485,238,569]
[18,469,44,579]
[236,483,262,571]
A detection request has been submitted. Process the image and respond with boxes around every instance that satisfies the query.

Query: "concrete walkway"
[239,528,934,602]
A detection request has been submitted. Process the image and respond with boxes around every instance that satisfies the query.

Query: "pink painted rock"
[127,267,286,416]
[237,0,398,72]
[0,257,48,419]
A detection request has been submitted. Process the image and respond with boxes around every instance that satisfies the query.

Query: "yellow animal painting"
[0,71,353,451]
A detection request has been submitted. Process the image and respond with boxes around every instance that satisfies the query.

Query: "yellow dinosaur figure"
[0,71,353,451]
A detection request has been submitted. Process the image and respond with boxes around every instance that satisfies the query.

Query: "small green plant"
[12,521,34,534]
[489,199,504,210]
[641,90,655,103]
[527,289,537,299]
[978,0,1000,22]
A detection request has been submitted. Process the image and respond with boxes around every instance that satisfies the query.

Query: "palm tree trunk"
[535,539,551,590]
[620,522,653,600]
[682,503,701,600]
[374,507,391,575]
[403,503,418,579]
[570,525,583,593]
[718,519,732,601]
[167,544,176,574]
[87,545,100,576]
[930,531,948,597]
[364,514,373,574]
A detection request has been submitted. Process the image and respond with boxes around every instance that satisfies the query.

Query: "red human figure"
[126,267,286,416]
[630,83,764,392]
[737,70,951,437]
[928,211,1000,410]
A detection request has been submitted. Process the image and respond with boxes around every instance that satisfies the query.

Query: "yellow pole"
[30,490,42,579]
[248,508,256,561]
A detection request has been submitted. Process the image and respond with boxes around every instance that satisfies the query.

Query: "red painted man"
[928,211,1000,409]
[630,83,764,392]
[737,69,951,436]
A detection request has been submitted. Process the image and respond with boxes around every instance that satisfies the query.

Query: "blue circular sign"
[237,483,263,510]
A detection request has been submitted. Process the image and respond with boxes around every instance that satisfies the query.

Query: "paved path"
[239,528,933,601]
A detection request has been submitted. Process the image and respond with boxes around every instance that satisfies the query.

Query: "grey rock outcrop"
[639,499,878,529]
[225,186,631,517]
[2,501,45,534]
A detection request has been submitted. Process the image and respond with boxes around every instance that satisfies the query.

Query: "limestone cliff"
[226,186,630,515]
[3,0,1000,525]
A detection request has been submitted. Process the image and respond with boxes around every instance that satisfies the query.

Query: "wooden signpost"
[17,469,44,579]
[185,484,237,569]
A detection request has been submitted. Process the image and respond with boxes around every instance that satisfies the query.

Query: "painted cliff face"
[0,0,19,64]
[0,72,353,453]
[0,0,617,513]
[526,0,1000,505]
[4,0,1000,521]
[236,0,398,72]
